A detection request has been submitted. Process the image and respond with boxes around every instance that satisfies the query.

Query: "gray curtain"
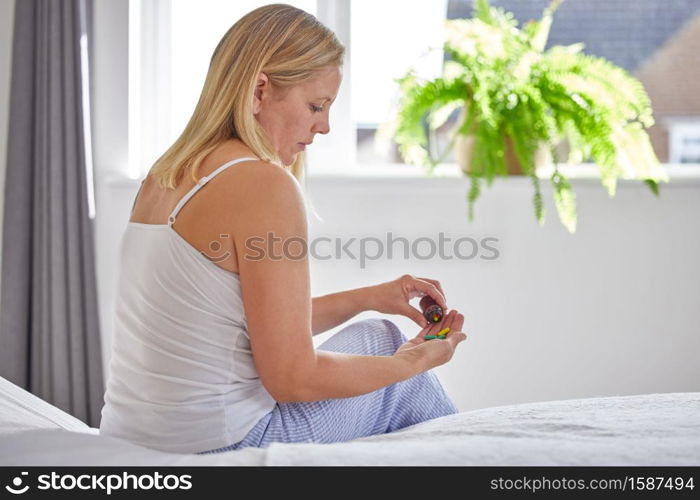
[0,0,104,427]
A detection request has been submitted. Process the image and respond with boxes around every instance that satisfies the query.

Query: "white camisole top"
[99,157,277,454]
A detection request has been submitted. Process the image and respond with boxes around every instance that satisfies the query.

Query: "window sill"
[307,162,700,183]
[102,173,144,187]
[102,163,700,187]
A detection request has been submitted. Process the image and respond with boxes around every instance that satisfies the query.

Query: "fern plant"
[389,0,668,233]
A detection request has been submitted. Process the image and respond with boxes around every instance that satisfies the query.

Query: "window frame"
[128,0,355,178]
[668,119,700,165]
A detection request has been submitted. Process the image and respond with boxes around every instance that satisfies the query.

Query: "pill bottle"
[420,295,443,323]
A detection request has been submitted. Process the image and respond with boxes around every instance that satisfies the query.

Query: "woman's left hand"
[365,274,448,328]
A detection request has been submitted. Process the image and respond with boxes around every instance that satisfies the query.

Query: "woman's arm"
[311,287,372,336]
[229,163,460,403]
[312,275,449,335]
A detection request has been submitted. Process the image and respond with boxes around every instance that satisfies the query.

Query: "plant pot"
[452,107,554,176]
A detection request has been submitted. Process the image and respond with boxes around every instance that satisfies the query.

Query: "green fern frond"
[611,121,669,182]
[531,173,545,225]
[475,0,520,33]
[429,100,463,130]
[521,84,559,143]
[394,75,470,169]
[503,95,541,175]
[473,121,506,184]
[474,0,494,25]
[561,120,589,163]
[542,51,653,126]
[551,170,577,233]
[467,174,481,222]
[526,0,563,51]
[645,179,660,196]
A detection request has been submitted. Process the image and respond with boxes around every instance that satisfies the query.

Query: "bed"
[1,376,698,466]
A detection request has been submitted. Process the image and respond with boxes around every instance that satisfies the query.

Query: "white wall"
[97,170,700,412]
[92,0,129,377]
[0,0,15,294]
[304,172,700,411]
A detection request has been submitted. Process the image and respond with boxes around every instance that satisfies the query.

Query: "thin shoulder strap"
[167,157,259,226]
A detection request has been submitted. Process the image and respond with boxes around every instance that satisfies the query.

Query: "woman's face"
[253,65,342,166]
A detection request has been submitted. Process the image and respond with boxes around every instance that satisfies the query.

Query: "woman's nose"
[313,117,330,135]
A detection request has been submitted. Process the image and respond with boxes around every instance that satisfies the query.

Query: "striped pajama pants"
[197,318,459,454]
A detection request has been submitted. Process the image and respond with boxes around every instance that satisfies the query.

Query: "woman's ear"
[252,72,269,115]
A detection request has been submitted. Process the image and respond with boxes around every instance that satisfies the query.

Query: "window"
[669,122,700,164]
[351,0,448,165]
[129,0,449,177]
[129,0,700,177]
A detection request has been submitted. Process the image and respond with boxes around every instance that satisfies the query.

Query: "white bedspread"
[263,392,700,466]
[1,375,698,466]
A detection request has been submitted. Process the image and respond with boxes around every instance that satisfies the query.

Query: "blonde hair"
[149,4,345,190]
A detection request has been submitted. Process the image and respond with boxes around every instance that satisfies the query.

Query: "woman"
[99,3,467,455]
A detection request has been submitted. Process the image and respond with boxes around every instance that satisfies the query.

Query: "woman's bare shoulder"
[209,140,294,184]
[229,160,303,209]
[213,152,298,194]
[203,153,303,227]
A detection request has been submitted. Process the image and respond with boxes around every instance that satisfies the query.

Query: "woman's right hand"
[393,309,467,374]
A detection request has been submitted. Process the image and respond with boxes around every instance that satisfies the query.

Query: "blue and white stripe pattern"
[197,318,458,454]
